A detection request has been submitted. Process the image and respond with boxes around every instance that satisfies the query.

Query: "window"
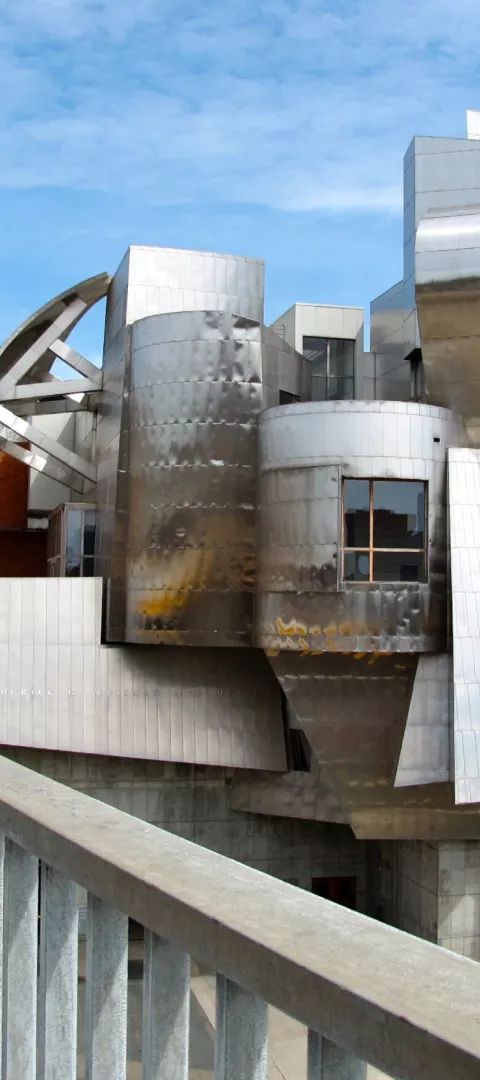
[47,504,96,577]
[303,336,354,400]
[312,876,357,909]
[66,507,96,576]
[342,479,426,582]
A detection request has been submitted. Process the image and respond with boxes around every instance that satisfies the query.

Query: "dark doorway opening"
[312,875,357,909]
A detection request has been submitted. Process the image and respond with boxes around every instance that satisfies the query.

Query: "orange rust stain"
[275,617,307,638]
[137,548,214,620]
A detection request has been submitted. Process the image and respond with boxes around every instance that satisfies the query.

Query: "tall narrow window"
[303,336,354,400]
[47,504,96,576]
[342,479,426,582]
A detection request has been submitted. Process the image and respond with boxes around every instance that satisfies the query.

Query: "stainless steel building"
[3,113,480,957]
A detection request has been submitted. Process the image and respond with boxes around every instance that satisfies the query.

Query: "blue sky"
[0,0,479,359]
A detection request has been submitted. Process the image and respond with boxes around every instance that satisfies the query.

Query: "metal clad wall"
[369,280,411,401]
[257,401,464,653]
[95,251,131,636]
[449,448,480,804]
[262,324,310,408]
[416,207,480,444]
[0,578,286,770]
[403,135,480,357]
[126,311,263,644]
[125,246,264,324]
[96,247,265,641]
[394,654,451,788]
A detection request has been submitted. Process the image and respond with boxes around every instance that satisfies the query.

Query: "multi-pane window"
[47,504,96,577]
[65,507,96,576]
[303,336,354,400]
[342,479,426,582]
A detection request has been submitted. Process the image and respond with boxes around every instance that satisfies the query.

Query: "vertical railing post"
[215,973,268,1080]
[37,864,79,1079]
[85,894,128,1080]
[2,840,38,1080]
[307,1030,367,1079]
[142,931,190,1079]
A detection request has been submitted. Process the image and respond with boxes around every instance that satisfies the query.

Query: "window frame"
[47,503,96,577]
[302,335,355,401]
[341,477,427,584]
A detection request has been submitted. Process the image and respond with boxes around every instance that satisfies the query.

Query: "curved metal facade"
[257,400,464,653]
[125,310,262,645]
[416,207,480,444]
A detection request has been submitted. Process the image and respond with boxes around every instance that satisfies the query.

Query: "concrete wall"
[3,747,367,904]
[368,840,439,942]
[437,841,480,959]
[370,838,480,960]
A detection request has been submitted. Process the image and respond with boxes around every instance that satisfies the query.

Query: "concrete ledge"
[0,755,478,1080]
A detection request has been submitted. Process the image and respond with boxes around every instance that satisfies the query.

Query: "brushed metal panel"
[0,579,285,771]
[125,311,262,645]
[394,654,451,787]
[269,651,478,833]
[257,402,464,653]
[416,207,480,443]
[449,448,480,804]
[96,246,304,642]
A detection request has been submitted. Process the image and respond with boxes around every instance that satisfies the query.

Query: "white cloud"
[0,0,478,213]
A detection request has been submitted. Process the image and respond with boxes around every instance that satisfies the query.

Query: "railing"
[0,755,478,1079]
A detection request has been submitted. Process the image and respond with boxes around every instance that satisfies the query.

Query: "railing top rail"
[0,754,478,1080]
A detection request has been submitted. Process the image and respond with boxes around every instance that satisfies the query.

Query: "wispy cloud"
[0,0,478,215]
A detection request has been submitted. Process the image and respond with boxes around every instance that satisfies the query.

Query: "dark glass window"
[303,336,354,401]
[344,479,369,547]
[65,507,97,577]
[343,551,370,582]
[83,510,96,556]
[66,509,82,576]
[373,480,425,549]
[342,479,427,583]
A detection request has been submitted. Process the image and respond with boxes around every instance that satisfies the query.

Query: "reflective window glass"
[66,508,82,574]
[83,511,96,556]
[343,551,370,581]
[328,339,354,377]
[342,479,427,583]
[311,375,328,401]
[303,337,328,373]
[303,336,355,401]
[373,551,424,582]
[82,557,95,577]
[66,509,82,556]
[373,480,425,549]
[343,479,370,547]
[327,377,354,401]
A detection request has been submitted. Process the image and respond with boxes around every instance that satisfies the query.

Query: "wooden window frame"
[341,478,427,583]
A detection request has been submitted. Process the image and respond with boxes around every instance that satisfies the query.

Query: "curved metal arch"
[0,271,110,491]
[0,271,110,385]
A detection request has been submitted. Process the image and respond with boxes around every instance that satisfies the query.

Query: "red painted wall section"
[0,450,47,574]
[0,448,29,528]
[0,530,47,576]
